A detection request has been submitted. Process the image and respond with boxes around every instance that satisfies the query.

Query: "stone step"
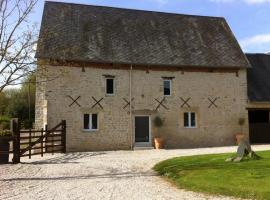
[133,146,154,150]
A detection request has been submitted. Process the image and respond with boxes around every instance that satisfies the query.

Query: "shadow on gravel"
[21,152,106,165]
[0,171,156,181]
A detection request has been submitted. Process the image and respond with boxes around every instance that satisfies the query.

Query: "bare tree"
[0,0,38,93]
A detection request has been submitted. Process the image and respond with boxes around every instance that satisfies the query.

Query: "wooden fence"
[1,119,66,164]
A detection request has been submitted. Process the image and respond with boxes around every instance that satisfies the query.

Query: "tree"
[0,73,36,128]
[0,0,38,93]
[6,74,36,128]
[0,90,8,114]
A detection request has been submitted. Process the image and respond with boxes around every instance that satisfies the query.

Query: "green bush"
[0,74,36,129]
[0,115,10,123]
[0,130,12,137]
[0,115,10,130]
[153,116,164,127]
[22,119,33,129]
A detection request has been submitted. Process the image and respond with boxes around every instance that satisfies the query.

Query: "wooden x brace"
[67,95,81,107]
[123,98,134,109]
[180,97,191,108]
[91,97,104,109]
[155,97,169,111]
[208,97,219,108]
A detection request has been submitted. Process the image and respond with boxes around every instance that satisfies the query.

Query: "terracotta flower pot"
[154,137,164,149]
[0,138,10,164]
[235,133,245,144]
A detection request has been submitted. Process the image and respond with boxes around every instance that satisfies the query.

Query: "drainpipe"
[129,64,133,150]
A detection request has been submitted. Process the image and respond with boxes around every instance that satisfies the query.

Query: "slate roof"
[36,1,250,68]
[247,54,270,102]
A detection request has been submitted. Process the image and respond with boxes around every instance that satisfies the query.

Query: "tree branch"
[0,0,38,92]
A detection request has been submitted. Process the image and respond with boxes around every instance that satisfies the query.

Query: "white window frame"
[163,79,172,96]
[105,78,115,96]
[184,112,196,128]
[83,113,99,131]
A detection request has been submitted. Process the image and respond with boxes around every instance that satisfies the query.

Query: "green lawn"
[153,151,270,200]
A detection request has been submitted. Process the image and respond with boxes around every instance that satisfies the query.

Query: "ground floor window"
[84,113,98,131]
[184,112,196,128]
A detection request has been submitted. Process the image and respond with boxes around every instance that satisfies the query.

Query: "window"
[184,112,196,128]
[106,78,114,95]
[84,114,98,131]
[163,79,171,96]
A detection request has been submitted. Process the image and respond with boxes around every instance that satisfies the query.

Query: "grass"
[153,151,270,200]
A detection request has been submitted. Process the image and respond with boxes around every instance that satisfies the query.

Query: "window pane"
[191,112,196,127]
[92,114,98,130]
[164,80,171,95]
[184,112,189,127]
[84,114,89,129]
[106,79,114,94]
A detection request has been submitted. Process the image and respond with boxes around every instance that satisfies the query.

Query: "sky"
[31,0,270,53]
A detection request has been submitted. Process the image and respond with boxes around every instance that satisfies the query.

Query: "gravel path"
[1,145,270,200]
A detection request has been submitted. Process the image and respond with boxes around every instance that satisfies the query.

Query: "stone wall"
[35,65,47,129]
[35,63,249,151]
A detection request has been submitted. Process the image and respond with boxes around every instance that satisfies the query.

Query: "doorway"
[135,116,151,143]
[249,110,270,143]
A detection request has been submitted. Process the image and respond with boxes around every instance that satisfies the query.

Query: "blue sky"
[32,0,270,53]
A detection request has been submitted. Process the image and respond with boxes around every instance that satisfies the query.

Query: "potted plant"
[235,118,245,144]
[0,130,12,164]
[0,116,12,164]
[153,116,165,149]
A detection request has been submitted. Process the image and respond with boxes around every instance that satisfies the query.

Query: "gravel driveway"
[1,145,270,200]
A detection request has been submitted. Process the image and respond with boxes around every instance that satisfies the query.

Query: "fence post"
[62,120,66,153]
[11,118,20,164]
[41,128,44,157]
[29,129,31,159]
[45,125,48,153]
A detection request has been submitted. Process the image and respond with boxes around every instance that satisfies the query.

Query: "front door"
[135,116,150,143]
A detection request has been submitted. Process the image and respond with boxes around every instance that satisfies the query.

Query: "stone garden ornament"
[226,117,260,162]
[226,138,261,162]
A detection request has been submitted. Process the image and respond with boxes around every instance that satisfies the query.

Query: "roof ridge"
[246,53,270,56]
[45,1,225,20]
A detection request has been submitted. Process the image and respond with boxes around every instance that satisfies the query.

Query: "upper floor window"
[184,112,196,128]
[106,78,114,95]
[163,79,171,96]
[84,113,98,131]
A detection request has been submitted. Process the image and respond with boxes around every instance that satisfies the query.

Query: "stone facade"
[35,62,249,151]
[35,66,47,129]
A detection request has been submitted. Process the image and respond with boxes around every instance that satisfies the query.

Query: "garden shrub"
[0,115,10,130]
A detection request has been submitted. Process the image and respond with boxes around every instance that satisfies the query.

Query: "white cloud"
[240,34,270,52]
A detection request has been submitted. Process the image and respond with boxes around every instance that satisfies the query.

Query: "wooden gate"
[11,119,66,163]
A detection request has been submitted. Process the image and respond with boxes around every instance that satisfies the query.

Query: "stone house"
[35,1,251,151]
